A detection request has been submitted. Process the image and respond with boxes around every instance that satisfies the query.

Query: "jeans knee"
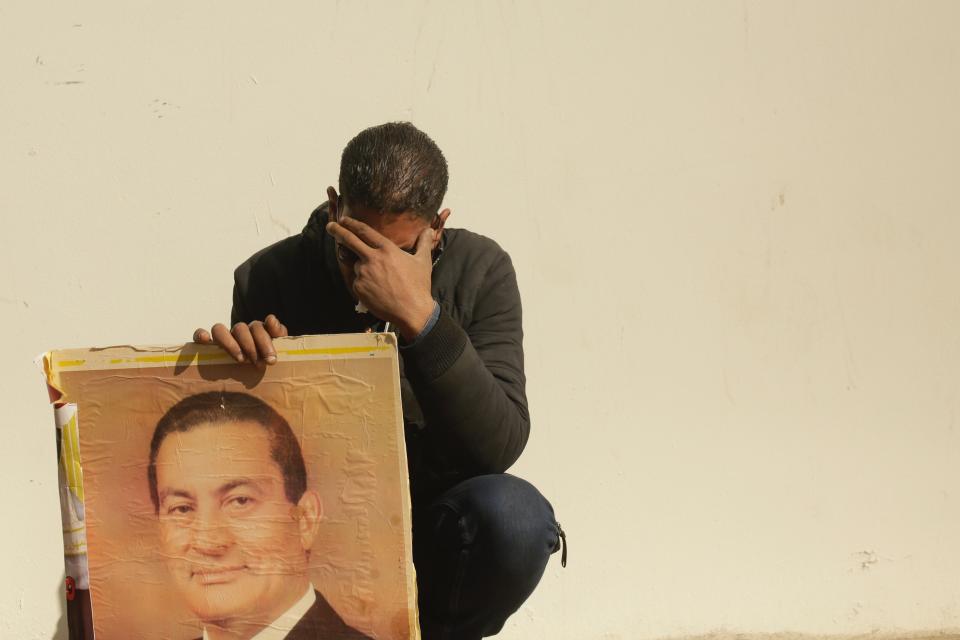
[414,474,561,638]
[437,474,558,564]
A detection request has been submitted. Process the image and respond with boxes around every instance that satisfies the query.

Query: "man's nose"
[189,509,233,554]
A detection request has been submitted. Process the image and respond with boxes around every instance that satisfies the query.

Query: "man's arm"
[325,217,530,474]
[202,217,530,474]
[401,251,529,474]
[230,270,252,327]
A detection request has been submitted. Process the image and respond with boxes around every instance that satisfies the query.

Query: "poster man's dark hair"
[147,391,307,512]
[339,121,449,220]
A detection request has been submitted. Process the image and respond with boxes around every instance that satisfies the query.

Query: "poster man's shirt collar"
[202,584,316,640]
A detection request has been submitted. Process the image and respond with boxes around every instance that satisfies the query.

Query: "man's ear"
[295,489,323,551]
[432,208,450,250]
[327,186,340,222]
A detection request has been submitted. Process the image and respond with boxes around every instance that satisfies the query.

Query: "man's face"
[334,202,432,300]
[154,421,313,625]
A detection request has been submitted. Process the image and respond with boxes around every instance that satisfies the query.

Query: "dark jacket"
[232,204,529,502]
[279,590,372,640]
[194,590,371,639]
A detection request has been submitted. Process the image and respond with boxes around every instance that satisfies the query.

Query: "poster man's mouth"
[190,565,246,585]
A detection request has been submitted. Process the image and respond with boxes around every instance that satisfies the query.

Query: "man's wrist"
[397,298,439,342]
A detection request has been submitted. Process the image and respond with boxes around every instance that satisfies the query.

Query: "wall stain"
[150,99,180,119]
[0,297,29,308]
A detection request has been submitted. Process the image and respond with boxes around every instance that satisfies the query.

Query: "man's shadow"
[51,573,91,640]
[174,343,266,388]
[52,573,67,639]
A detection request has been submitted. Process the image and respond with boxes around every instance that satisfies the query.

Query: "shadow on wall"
[51,572,93,640]
[52,573,66,640]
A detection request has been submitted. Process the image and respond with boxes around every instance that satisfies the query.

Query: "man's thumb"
[415,227,435,258]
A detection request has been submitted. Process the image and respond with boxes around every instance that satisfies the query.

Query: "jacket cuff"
[399,307,467,382]
[398,301,441,349]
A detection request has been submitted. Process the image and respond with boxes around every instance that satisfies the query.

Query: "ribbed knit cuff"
[399,307,467,382]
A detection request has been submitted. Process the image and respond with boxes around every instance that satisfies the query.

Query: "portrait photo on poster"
[43,335,418,640]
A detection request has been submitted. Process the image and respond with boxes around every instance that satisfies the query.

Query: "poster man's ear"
[296,490,323,551]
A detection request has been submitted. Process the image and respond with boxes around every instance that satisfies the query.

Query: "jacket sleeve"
[400,250,529,474]
[231,275,251,325]
[230,248,284,326]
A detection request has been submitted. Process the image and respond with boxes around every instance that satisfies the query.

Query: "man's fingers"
[250,321,277,364]
[231,322,259,365]
[414,227,436,261]
[210,323,245,362]
[326,221,375,259]
[264,314,288,338]
[207,319,286,365]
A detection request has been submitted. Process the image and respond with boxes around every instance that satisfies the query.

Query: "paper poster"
[42,334,418,640]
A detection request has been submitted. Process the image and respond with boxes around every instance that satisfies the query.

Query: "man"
[149,391,372,640]
[194,122,565,639]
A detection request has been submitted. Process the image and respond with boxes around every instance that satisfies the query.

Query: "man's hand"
[193,314,289,366]
[326,216,436,341]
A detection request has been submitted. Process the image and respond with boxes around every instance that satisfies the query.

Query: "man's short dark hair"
[338,122,449,220]
[147,391,307,513]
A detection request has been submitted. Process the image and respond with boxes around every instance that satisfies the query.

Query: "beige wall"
[2,2,960,638]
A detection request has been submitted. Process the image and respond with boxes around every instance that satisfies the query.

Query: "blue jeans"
[413,474,563,640]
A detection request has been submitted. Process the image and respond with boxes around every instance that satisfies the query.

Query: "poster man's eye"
[225,495,256,511]
[166,504,193,516]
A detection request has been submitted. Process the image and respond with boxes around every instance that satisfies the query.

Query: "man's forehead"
[157,475,272,498]
[154,421,278,468]
[343,204,429,246]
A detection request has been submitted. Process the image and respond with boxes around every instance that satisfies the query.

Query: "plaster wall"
[1,2,959,638]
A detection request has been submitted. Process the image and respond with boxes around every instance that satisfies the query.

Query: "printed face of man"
[154,421,318,626]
